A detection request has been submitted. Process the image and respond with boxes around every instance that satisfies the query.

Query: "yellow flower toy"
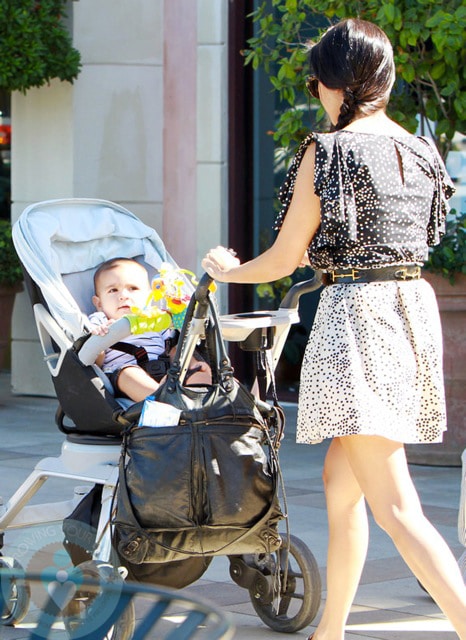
[127,262,216,335]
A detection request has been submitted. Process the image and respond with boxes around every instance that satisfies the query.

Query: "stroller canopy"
[13,199,176,339]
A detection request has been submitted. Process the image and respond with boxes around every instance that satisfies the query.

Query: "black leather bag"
[114,284,284,565]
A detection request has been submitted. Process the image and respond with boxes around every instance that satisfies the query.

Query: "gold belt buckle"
[331,269,361,282]
[395,266,421,280]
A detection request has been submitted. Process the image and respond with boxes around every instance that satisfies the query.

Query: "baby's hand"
[90,325,108,336]
[89,318,115,336]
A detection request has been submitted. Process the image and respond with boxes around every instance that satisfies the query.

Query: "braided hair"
[308,19,395,131]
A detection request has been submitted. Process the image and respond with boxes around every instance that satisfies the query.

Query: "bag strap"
[167,281,235,392]
[262,348,286,446]
[208,296,235,389]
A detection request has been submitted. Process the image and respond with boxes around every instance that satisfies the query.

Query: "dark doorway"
[0,90,11,220]
[227,3,321,398]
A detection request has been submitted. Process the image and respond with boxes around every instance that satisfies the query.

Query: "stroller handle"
[191,272,215,319]
[195,271,323,311]
[196,272,215,299]
[77,272,322,366]
[196,271,323,312]
[279,272,323,310]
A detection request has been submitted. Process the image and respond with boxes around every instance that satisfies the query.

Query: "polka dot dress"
[275,131,454,444]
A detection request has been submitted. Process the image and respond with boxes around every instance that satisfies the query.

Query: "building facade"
[11,0,232,395]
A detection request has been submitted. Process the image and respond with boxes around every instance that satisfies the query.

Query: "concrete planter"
[407,272,466,466]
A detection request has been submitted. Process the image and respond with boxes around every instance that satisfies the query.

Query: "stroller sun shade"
[12,198,178,340]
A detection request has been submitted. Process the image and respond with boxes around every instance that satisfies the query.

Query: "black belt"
[322,265,422,285]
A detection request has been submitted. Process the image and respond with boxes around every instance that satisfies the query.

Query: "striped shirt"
[88,311,173,373]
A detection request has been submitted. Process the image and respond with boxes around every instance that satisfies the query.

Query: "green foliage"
[0,0,81,92]
[245,0,466,159]
[0,220,23,286]
[257,275,294,306]
[256,267,314,308]
[424,210,466,283]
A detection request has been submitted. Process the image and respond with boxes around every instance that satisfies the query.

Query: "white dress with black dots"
[275,131,455,444]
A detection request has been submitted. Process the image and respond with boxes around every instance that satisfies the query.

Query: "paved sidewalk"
[0,371,463,639]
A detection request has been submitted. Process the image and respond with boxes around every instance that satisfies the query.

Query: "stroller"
[1,199,322,637]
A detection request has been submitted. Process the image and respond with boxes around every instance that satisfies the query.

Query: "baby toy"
[127,262,212,334]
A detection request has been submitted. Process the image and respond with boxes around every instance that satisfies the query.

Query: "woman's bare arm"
[202,143,320,283]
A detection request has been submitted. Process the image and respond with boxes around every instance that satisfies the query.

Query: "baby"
[89,257,210,402]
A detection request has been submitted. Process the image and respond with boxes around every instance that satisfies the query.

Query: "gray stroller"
[1,199,322,638]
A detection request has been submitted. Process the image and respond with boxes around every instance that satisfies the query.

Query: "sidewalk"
[0,370,463,639]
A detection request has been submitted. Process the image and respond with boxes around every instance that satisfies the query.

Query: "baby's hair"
[93,257,147,293]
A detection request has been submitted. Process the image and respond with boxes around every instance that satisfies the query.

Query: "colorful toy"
[128,262,215,335]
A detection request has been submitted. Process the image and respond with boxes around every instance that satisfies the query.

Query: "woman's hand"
[202,246,240,282]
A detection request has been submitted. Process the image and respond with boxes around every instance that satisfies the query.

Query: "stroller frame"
[1,199,322,637]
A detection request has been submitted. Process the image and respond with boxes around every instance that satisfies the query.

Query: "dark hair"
[93,257,148,293]
[308,19,395,131]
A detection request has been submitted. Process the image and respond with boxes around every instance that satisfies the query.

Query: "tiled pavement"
[0,371,463,639]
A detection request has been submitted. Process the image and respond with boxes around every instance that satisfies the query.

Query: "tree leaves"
[245,0,466,159]
[0,0,81,92]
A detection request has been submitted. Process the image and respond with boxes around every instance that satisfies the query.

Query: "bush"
[0,0,81,92]
[0,220,23,286]
[424,210,466,283]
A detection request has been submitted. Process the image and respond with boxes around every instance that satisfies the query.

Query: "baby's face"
[93,263,151,319]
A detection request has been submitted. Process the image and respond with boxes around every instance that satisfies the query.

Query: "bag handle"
[207,295,235,389]
[166,274,235,392]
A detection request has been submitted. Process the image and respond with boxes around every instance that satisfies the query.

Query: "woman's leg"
[313,438,369,640]
[339,435,466,640]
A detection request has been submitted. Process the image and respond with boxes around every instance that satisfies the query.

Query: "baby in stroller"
[89,257,211,401]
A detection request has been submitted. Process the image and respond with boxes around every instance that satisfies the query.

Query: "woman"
[202,18,466,640]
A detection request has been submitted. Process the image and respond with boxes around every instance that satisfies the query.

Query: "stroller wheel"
[247,534,321,633]
[0,557,31,626]
[62,560,135,640]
